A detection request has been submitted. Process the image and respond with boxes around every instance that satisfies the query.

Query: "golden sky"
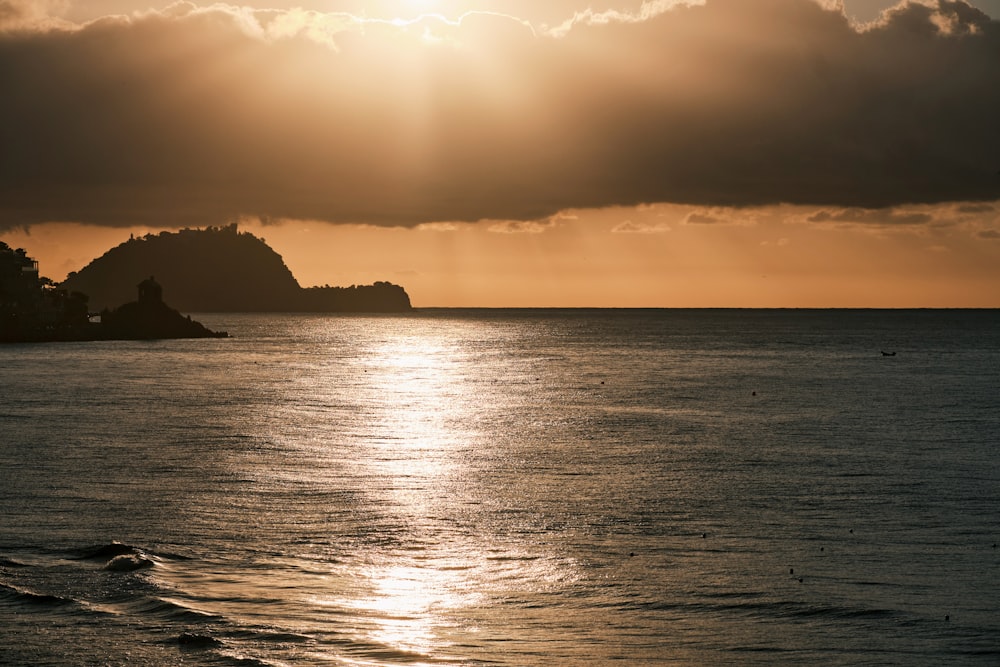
[2,0,999,306]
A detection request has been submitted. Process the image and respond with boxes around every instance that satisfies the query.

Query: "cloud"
[417,222,460,232]
[685,213,724,225]
[0,0,67,30]
[611,220,671,233]
[979,229,1000,239]
[805,207,936,225]
[0,0,28,25]
[548,0,705,36]
[683,207,756,225]
[488,220,554,234]
[957,202,997,214]
[1,0,999,231]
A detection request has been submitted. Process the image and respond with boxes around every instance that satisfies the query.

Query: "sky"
[1,0,999,307]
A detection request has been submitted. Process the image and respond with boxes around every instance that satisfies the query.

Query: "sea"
[1,309,998,666]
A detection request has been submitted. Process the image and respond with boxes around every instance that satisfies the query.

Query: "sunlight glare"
[406,0,439,11]
[384,0,443,21]
[347,562,479,657]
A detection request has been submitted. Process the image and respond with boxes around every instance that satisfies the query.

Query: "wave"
[70,541,146,561]
[70,542,157,575]
[173,629,288,667]
[176,631,224,647]
[113,595,225,623]
[0,582,77,608]
[212,654,283,667]
[226,629,314,644]
[104,553,156,572]
[0,556,29,568]
[68,541,191,573]
[0,542,309,665]
[621,596,900,621]
[173,628,318,667]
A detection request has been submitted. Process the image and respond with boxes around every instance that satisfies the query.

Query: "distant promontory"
[60,224,412,313]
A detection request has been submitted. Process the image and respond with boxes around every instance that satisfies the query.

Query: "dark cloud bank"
[1,0,998,230]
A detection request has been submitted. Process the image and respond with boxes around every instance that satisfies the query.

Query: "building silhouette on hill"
[138,276,163,304]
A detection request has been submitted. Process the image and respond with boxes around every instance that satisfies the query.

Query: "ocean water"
[1,309,998,666]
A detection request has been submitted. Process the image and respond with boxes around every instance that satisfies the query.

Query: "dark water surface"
[2,310,998,665]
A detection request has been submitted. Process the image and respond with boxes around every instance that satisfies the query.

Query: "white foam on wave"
[104,553,156,572]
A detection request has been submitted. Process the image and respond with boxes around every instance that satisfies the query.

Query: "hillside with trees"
[1,241,90,341]
[60,225,412,312]
[1,243,225,342]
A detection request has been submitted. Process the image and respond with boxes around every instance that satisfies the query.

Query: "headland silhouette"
[2,225,412,342]
[60,224,411,313]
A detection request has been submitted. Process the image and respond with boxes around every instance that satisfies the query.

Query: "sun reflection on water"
[161,320,588,663]
[340,561,483,660]
[346,330,483,658]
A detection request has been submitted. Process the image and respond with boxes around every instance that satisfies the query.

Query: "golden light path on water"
[334,331,481,661]
[149,318,587,665]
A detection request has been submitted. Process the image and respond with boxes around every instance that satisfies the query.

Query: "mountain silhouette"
[61,224,411,312]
